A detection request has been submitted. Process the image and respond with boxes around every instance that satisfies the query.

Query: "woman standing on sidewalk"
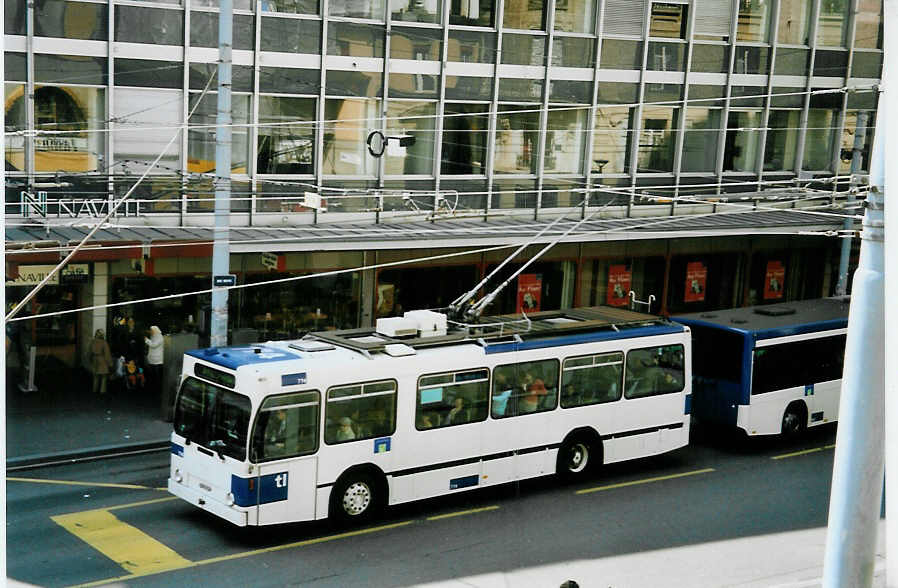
[144,326,164,400]
[89,329,113,396]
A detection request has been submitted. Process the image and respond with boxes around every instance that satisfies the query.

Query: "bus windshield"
[173,376,252,461]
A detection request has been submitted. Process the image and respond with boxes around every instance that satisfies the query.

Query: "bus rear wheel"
[331,472,382,523]
[557,435,598,480]
[781,403,807,437]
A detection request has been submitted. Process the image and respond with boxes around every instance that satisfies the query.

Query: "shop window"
[384,100,436,175]
[649,2,687,39]
[257,96,316,175]
[450,0,494,26]
[554,0,597,33]
[736,0,770,42]
[441,103,489,175]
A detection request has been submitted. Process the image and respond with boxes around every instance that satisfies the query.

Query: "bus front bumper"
[168,478,249,526]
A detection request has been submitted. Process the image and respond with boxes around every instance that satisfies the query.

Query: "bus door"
[256,457,318,524]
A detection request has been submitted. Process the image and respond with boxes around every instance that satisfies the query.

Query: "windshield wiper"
[208,439,227,461]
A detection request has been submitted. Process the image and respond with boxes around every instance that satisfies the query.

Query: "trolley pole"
[210,0,232,348]
[835,110,867,296]
[821,92,885,587]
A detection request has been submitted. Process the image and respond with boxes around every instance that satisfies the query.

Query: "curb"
[6,440,171,471]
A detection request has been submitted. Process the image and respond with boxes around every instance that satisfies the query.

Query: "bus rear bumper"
[168,479,249,526]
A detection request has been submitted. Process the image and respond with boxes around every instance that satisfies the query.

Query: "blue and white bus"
[673,297,849,437]
[168,306,692,526]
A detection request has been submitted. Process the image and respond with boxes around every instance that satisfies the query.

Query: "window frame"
[323,378,398,445]
[250,390,322,463]
[491,358,561,419]
[415,367,490,431]
[624,343,686,399]
[561,351,624,409]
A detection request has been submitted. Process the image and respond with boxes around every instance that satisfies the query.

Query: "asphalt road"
[7,424,841,588]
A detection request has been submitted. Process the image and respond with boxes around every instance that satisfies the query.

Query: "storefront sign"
[516,274,542,313]
[261,252,285,271]
[606,264,632,307]
[19,191,141,218]
[764,260,785,300]
[684,261,707,303]
[5,264,89,286]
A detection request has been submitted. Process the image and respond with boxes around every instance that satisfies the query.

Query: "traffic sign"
[213,274,237,287]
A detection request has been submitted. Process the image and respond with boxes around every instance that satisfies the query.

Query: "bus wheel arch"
[556,428,603,480]
[781,401,808,437]
[329,464,388,523]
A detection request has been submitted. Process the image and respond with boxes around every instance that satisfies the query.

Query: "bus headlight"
[174,469,183,483]
[226,493,235,506]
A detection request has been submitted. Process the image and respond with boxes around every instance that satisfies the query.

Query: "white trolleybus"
[168,306,692,526]
[673,297,849,437]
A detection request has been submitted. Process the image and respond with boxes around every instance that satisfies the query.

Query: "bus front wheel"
[330,471,383,523]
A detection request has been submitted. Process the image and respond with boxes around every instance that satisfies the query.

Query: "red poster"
[684,261,707,303]
[516,274,542,313]
[764,261,785,300]
[606,265,631,307]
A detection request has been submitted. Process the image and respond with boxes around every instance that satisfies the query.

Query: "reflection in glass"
[638,107,678,173]
[503,0,546,30]
[813,50,848,77]
[734,45,769,74]
[449,0,494,26]
[5,85,25,170]
[6,0,26,34]
[691,44,728,73]
[390,27,442,60]
[258,67,319,94]
[389,73,439,99]
[501,34,546,66]
[554,0,596,33]
[326,71,383,97]
[854,0,882,49]
[778,0,810,45]
[322,98,381,175]
[444,76,492,100]
[115,59,180,88]
[592,106,633,174]
[257,96,315,175]
[261,17,321,53]
[649,3,687,38]
[330,0,385,18]
[647,42,685,71]
[839,112,874,173]
[498,78,543,101]
[113,88,182,173]
[851,52,883,79]
[681,108,721,173]
[495,107,540,174]
[38,55,107,85]
[391,0,441,23]
[115,5,182,45]
[549,80,592,104]
[441,104,488,175]
[764,110,800,171]
[552,37,595,67]
[803,110,836,170]
[817,0,849,46]
[188,93,251,174]
[448,30,496,63]
[35,1,107,40]
[724,111,762,172]
[600,39,643,70]
[774,48,809,75]
[327,22,385,57]
[544,109,587,174]
[736,0,770,42]
[385,101,435,175]
[191,12,255,50]
[261,0,319,14]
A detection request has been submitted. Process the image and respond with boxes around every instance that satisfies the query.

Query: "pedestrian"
[144,325,164,398]
[89,329,113,396]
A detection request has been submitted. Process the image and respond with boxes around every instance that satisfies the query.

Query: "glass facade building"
[4,0,881,215]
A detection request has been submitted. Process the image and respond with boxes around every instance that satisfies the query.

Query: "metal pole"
[835,110,868,296]
[821,92,885,588]
[211,0,233,348]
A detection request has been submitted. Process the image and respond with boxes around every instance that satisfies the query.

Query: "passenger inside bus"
[491,373,513,417]
[519,371,548,414]
[336,417,356,442]
[445,397,467,425]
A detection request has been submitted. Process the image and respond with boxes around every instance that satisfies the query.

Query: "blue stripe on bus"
[231,475,256,507]
[484,324,685,354]
[170,442,184,457]
[187,346,302,370]
[684,394,691,415]
[231,472,290,507]
[450,475,479,490]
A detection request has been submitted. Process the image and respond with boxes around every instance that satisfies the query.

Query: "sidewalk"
[6,363,172,468]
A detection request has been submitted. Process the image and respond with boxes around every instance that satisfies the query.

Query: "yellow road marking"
[7,477,160,491]
[427,505,500,521]
[576,468,716,495]
[772,444,836,460]
[105,497,179,512]
[52,510,192,576]
[70,519,416,587]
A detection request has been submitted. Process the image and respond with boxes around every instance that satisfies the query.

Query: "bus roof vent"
[384,343,416,357]
[290,340,336,352]
[754,306,796,316]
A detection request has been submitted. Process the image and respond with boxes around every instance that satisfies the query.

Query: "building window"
[649,2,688,39]
[384,100,436,175]
[113,88,182,175]
[544,108,587,174]
[503,0,547,30]
[448,30,497,63]
[817,0,849,46]
[553,0,597,34]
[115,5,181,45]
[495,106,541,174]
[802,109,837,170]
[322,98,381,176]
[854,0,883,49]
[681,107,721,173]
[260,17,321,54]
[391,0,441,23]
[441,103,488,175]
[501,34,547,66]
[257,96,316,175]
[329,0,385,20]
[36,0,107,40]
[839,111,874,174]
[648,41,686,71]
[188,93,251,175]
[764,110,800,171]
[638,106,678,173]
[449,0,495,27]
[736,0,770,42]
[261,0,320,15]
[777,0,810,45]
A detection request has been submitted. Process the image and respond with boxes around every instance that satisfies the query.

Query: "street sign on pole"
[213,274,237,287]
